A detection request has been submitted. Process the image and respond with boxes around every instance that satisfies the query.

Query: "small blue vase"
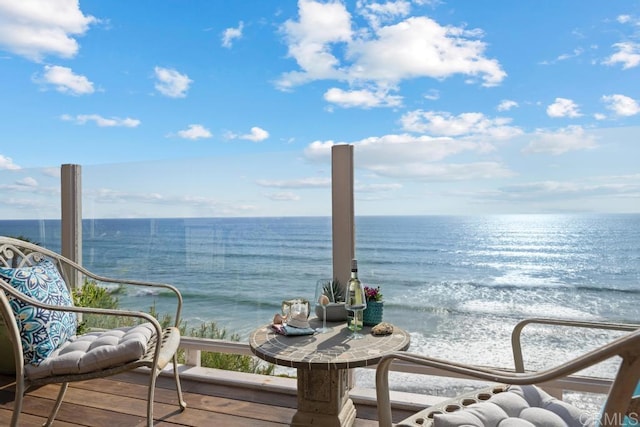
[363,301,384,326]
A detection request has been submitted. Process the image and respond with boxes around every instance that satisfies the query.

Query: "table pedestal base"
[291,368,356,427]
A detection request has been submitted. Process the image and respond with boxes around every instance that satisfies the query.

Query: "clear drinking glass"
[314,279,333,333]
[345,278,366,339]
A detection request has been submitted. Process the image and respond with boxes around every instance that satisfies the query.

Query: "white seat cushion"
[25,323,154,380]
[433,385,592,427]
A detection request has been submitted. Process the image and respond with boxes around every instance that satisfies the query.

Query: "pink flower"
[364,286,382,302]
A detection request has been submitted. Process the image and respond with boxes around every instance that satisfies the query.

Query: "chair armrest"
[376,327,640,427]
[0,279,165,339]
[58,258,184,328]
[511,317,639,372]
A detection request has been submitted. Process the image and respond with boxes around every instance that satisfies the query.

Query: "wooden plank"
[109,373,384,425]
[29,379,291,426]
[3,385,145,427]
[0,407,79,427]
[116,370,299,409]
[79,374,386,426]
[0,374,381,426]
[68,377,297,425]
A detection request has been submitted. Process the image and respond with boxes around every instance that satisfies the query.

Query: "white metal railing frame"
[178,334,616,400]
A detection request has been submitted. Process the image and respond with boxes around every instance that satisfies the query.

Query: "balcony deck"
[0,369,416,426]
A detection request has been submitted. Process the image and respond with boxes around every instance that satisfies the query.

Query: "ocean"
[1,214,639,411]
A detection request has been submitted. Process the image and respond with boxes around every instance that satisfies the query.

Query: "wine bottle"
[347,259,366,311]
[346,259,366,333]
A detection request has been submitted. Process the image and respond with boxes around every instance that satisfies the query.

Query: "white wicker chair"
[376,318,640,427]
[0,236,187,427]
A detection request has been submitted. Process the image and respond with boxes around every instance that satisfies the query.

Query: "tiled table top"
[249,319,411,370]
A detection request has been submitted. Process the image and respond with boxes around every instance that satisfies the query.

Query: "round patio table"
[249,319,410,427]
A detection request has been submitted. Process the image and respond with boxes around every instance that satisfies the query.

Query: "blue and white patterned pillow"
[0,258,77,366]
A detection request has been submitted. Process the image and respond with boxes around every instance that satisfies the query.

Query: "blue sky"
[0,0,639,219]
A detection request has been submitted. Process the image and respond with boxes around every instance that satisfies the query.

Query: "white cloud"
[323,87,402,108]
[304,134,493,168]
[356,182,403,192]
[494,175,640,202]
[277,1,505,96]
[0,0,96,61]
[351,17,505,86]
[16,177,38,187]
[265,192,301,201]
[617,15,632,24]
[546,98,581,118]
[602,94,640,116]
[154,66,192,98]
[604,42,640,69]
[176,124,212,140]
[0,154,20,170]
[400,110,522,139]
[38,65,94,95]
[304,137,514,181]
[366,161,514,181]
[242,127,269,142]
[256,177,330,188]
[61,114,140,127]
[350,17,506,87]
[423,89,440,100]
[88,188,259,217]
[523,125,598,155]
[0,179,58,195]
[42,167,60,178]
[277,0,352,89]
[222,21,244,48]
[227,127,270,142]
[556,48,584,62]
[497,100,518,111]
[356,0,411,29]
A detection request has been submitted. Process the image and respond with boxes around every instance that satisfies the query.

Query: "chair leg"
[43,382,68,427]
[173,354,187,410]
[10,376,26,427]
[147,372,157,427]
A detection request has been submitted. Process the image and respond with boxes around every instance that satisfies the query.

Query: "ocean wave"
[419,279,640,295]
[135,289,283,310]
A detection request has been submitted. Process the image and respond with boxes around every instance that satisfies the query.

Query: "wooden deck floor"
[0,371,405,426]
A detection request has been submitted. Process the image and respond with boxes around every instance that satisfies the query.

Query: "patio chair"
[0,236,187,427]
[376,318,640,427]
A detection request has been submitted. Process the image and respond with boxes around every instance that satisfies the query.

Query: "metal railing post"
[61,164,82,289]
[331,145,355,289]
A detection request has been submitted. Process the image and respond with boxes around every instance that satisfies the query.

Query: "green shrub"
[72,279,130,334]
[186,322,274,375]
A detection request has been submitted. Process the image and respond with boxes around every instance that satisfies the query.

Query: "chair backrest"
[510,317,640,425]
[0,287,21,374]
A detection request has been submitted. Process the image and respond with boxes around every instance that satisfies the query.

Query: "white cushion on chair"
[25,323,154,380]
[433,385,591,427]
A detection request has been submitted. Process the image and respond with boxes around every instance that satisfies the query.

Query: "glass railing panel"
[79,152,334,338]
[0,165,63,248]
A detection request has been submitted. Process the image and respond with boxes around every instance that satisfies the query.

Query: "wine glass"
[316,294,333,333]
[345,281,367,340]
